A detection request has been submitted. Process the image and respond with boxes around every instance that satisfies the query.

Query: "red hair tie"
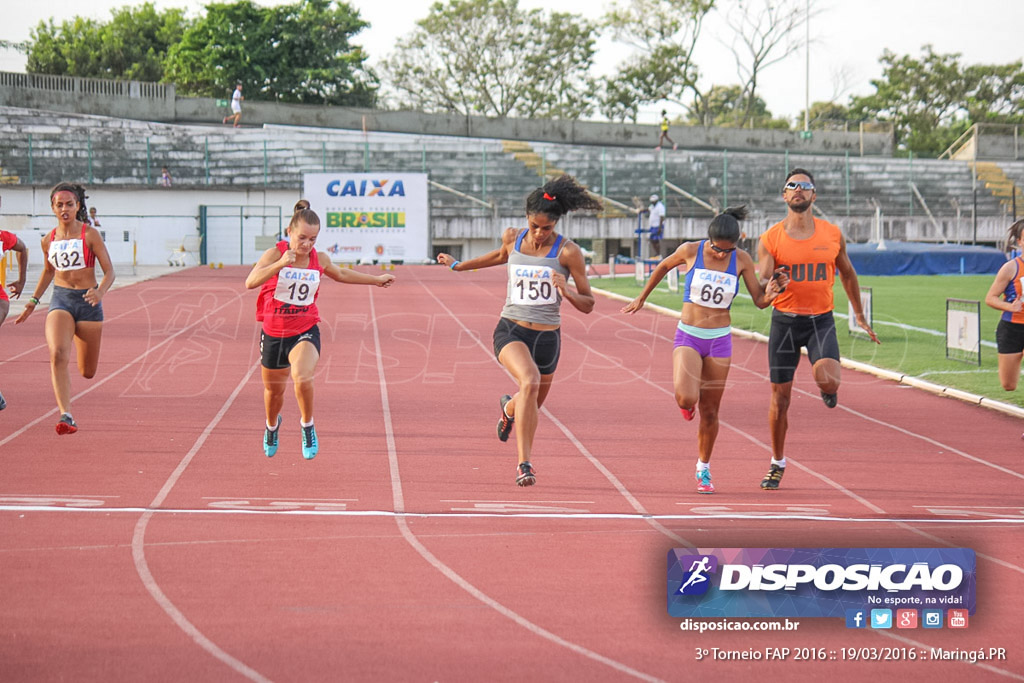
[543,192,556,201]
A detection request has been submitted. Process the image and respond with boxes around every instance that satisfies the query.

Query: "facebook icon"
[845,609,867,629]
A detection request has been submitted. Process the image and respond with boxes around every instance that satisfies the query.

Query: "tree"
[380,0,598,119]
[718,0,811,129]
[687,84,787,129]
[600,0,715,122]
[849,46,1024,156]
[26,3,188,82]
[164,0,377,106]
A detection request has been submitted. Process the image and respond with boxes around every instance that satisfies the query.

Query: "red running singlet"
[256,241,325,337]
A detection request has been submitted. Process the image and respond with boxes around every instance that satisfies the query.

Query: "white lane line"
[0,287,250,449]
[5,505,1024,523]
[0,286,183,368]
[131,361,268,683]
[368,286,663,683]
[413,271,695,548]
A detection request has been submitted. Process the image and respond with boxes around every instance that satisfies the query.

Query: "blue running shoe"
[301,423,319,460]
[0,389,6,411]
[264,415,282,457]
[696,468,715,494]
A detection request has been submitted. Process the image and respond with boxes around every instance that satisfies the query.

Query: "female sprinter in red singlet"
[622,207,786,493]
[0,191,29,411]
[246,208,394,460]
[17,183,115,434]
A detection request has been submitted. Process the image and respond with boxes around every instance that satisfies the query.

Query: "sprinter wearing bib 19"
[436,174,601,487]
[246,208,394,460]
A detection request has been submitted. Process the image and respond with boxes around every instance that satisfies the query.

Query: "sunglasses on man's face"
[784,181,815,192]
[709,243,737,254]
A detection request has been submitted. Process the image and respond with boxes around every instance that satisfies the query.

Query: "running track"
[0,266,1022,682]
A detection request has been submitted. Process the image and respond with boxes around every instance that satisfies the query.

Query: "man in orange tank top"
[756,169,879,490]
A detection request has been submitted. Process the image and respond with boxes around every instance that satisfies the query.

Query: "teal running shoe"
[301,423,319,460]
[695,468,714,494]
[264,415,282,457]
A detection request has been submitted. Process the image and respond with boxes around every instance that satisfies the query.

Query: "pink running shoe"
[681,406,695,421]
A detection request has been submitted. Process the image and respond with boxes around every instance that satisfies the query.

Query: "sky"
[2,0,1021,124]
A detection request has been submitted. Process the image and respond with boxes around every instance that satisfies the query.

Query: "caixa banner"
[667,548,975,618]
[304,173,429,264]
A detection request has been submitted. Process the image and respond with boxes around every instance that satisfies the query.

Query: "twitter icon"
[870,609,892,629]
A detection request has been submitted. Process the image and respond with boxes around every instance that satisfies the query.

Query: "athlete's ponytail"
[707,205,747,243]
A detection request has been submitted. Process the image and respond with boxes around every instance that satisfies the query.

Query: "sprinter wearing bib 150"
[436,174,601,487]
[246,208,394,460]
[623,206,786,494]
[17,183,115,435]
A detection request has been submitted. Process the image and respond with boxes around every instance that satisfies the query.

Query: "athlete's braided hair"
[707,205,747,243]
[525,174,602,220]
[49,182,89,223]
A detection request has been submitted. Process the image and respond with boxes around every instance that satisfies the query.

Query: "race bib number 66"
[509,264,557,306]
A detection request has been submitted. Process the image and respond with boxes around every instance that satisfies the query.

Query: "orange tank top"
[760,217,842,315]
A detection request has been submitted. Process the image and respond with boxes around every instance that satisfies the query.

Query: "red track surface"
[1,265,1022,682]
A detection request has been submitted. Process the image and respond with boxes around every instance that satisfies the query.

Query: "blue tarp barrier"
[846,242,1008,276]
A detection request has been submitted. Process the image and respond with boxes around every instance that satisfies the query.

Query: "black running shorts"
[996,319,1024,354]
[260,325,321,370]
[767,309,840,384]
[492,317,561,375]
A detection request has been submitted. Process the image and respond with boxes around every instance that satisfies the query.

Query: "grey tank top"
[500,230,570,326]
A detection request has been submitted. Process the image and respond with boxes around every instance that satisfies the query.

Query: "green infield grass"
[593,272,1024,408]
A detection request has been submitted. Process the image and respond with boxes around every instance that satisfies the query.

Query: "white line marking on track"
[0,288,249,449]
[5,505,1024,524]
[131,361,270,683]
[369,285,663,683]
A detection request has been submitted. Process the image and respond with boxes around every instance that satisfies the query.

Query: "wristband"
[449,260,461,271]
[29,296,40,305]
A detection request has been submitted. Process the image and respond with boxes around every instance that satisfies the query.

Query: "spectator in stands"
[16,183,116,435]
[756,168,878,490]
[159,166,172,187]
[656,110,677,151]
[88,206,100,227]
[223,84,244,127]
[648,193,666,259]
[0,192,29,410]
[984,219,1024,393]
[435,174,600,487]
[622,206,787,493]
[246,208,395,460]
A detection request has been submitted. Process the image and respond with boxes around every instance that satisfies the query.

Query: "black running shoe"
[55,413,78,435]
[821,391,838,408]
[516,461,536,487]
[760,463,784,490]
[497,394,515,442]
[0,390,6,411]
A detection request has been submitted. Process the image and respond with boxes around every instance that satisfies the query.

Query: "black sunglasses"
[709,243,737,254]
[784,181,815,191]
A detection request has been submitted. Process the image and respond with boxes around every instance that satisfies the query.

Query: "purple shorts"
[673,326,732,358]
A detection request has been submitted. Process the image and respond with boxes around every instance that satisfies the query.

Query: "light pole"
[804,0,810,132]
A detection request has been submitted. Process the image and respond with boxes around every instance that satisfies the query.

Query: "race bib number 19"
[274,267,320,305]
[509,264,557,306]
